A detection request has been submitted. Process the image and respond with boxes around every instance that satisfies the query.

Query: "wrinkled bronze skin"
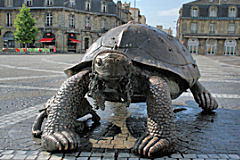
[32,23,218,158]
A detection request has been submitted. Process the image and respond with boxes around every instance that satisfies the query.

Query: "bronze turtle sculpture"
[32,23,218,158]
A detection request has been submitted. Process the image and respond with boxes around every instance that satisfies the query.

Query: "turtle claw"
[41,130,80,152]
[196,91,218,112]
[133,134,172,158]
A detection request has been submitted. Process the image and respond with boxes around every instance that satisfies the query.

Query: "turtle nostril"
[96,58,103,66]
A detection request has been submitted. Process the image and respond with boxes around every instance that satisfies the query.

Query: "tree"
[14,4,39,47]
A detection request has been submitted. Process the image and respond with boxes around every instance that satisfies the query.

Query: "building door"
[188,39,199,54]
[84,38,89,50]
[3,31,15,48]
[224,40,236,56]
[206,39,217,55]
[68,33,77,52]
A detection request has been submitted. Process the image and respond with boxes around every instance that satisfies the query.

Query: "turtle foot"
[195,91,218,112]
[133,133,174,158]
[42,130,80,152]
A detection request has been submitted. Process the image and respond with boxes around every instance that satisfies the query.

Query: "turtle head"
[93,51,132,80]
[89,51,133,110]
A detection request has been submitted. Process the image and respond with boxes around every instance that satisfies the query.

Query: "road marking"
[182,92,240,99]
[199,79,240,84]
[0,64,63,74]
[0,84,239,98]
[0,104,42,129]
[0,75,64,81]
[41,58,73,65]
[0,85,58,91]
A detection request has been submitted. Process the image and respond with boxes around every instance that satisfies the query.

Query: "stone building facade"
[177,0,240,56]
[0,0,132,53]
[156,25,172,35]
[122,3,146,24]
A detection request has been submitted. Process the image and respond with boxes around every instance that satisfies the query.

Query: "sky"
[113,0,194,36]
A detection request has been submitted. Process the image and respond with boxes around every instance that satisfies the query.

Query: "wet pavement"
[0,54,239,159]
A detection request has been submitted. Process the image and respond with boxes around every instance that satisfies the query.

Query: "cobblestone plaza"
[0,54,240,159]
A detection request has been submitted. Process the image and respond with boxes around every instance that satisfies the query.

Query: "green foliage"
[14,4,39,46]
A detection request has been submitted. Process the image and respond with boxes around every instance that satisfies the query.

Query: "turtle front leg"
[133,76,176,158]
[41,70,90,151]
[190,81,218,112]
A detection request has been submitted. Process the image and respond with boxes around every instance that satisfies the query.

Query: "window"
[26,0,32,6]
[210,7,217,17]
[85,17,90,29]
[192,7,198,17]
[101,1,107,13]
[206,39,217,55]
[46,13,52,26]
[46,0,53,6]
[228,24,235,34]
[85,0,91,11]
[6,0,12,6]
[70,0,75,7]
[69,14,75,28]
[229,7,236,17]
[101,18,106,30]
[6,13,12,26]
[188,39,199,54]
[225,40,236,56]
[191,23,197,33]
[209,23,216,34]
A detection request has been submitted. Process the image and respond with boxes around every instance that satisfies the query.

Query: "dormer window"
[229,7,236,17]
[85,0,91,11]
[46,0,53,6]
[192,7,198,17]
[26,0,32,6]
[101,1,107,13]
[6,0,12,7]
[70,0,75,8]
[209,7,217,17]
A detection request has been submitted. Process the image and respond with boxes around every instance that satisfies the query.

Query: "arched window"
[191,7,198,17]
[3,31,15,48]
[209,6,217,17]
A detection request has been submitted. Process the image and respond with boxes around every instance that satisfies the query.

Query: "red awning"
[39,38,55,42]
[68,38,81,43]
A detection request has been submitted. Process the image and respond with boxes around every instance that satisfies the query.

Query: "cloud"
[157,8,179,17]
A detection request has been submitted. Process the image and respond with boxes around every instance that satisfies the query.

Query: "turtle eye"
[96,58,103,66]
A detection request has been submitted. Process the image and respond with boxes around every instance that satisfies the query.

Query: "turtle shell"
[65,24,200,87]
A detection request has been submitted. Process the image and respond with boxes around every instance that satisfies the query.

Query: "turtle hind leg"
[133,76,176,158]
[190,81,218,112]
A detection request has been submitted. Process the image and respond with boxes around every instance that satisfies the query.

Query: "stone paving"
[0,54,240,159]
